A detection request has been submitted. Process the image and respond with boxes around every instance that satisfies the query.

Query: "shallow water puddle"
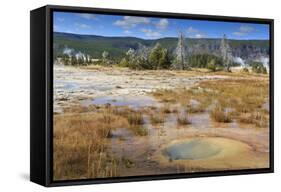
[163,138,221,160]
[190,113,211,128]
[90,95,161,109]
[54,80,80,90]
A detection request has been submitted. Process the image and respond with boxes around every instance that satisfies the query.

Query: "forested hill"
[53,32,269,60]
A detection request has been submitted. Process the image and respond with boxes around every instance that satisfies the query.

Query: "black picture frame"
[30,4,274,187]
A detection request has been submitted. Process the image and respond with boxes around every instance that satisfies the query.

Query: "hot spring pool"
[163,138,222,160]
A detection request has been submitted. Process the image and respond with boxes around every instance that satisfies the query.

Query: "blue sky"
[53,11,269,40]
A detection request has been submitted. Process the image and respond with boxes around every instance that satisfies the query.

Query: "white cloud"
[233,32,245,36]
[187,27,198,34]
[239,25,255,33]
[77,13,97,20]
[123,30,132,35]
[141,28,161,38]
[155,19,169,29]
[186,27,206,38]
[194,34,205,38]
[233,25,255,36]
[114,16,150,29]
[75,23,91,29]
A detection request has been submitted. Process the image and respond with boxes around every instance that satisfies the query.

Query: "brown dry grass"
[238,111,268,128]
[210,105,232,123]
[53,106,150,180]
[150,113,165,124]
[177,115,191,125]
[53,111,128,180]
[127,111,144,125]
[152,77,269,127]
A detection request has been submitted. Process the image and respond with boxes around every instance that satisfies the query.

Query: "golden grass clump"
[210,105,232,123]
[150,113,165,124]
[238,111,268,128]
[112,107,149,136]
[127,111,144,125]
[177,115,191,125]
[130,125,148,136]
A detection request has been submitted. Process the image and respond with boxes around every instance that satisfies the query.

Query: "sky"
[53,11,269,40]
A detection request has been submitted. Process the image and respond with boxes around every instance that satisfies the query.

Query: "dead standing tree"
[220,34,233,72]
[172,32,189,70]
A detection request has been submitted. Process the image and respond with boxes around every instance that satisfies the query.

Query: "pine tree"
[149,43,163,69]
[159,48,171,69]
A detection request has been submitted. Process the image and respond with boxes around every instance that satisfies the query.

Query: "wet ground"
[106,110,269,176]
[54,65,227,113]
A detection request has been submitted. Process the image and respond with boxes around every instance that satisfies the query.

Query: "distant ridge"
[53,32,269,60]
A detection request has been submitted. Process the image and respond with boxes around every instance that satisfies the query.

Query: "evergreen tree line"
[56,33,267,74]
[117,43,233,71]
[116,33,237,71]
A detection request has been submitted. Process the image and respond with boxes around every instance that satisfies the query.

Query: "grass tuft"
[177,115,191,125]
[150,113,165,124]
[127,111,144,125]
[210,105,232,123]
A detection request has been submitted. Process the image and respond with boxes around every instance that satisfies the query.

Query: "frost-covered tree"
[102,51,109,65]
[87,55,91,64]
[125,48,137,68]
[75,52,85,65]
[135,44,151,69]
[172,32,188,70]
[220,34,233,72]
[102,51,109,59]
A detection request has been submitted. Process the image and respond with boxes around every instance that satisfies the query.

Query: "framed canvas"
[30,5,274,187]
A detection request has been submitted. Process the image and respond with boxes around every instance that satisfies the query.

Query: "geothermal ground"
[53,65,270,180]
[54,65,229,113]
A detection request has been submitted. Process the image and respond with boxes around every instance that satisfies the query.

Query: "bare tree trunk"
[220,34,232,72]
[173,32,188,70]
